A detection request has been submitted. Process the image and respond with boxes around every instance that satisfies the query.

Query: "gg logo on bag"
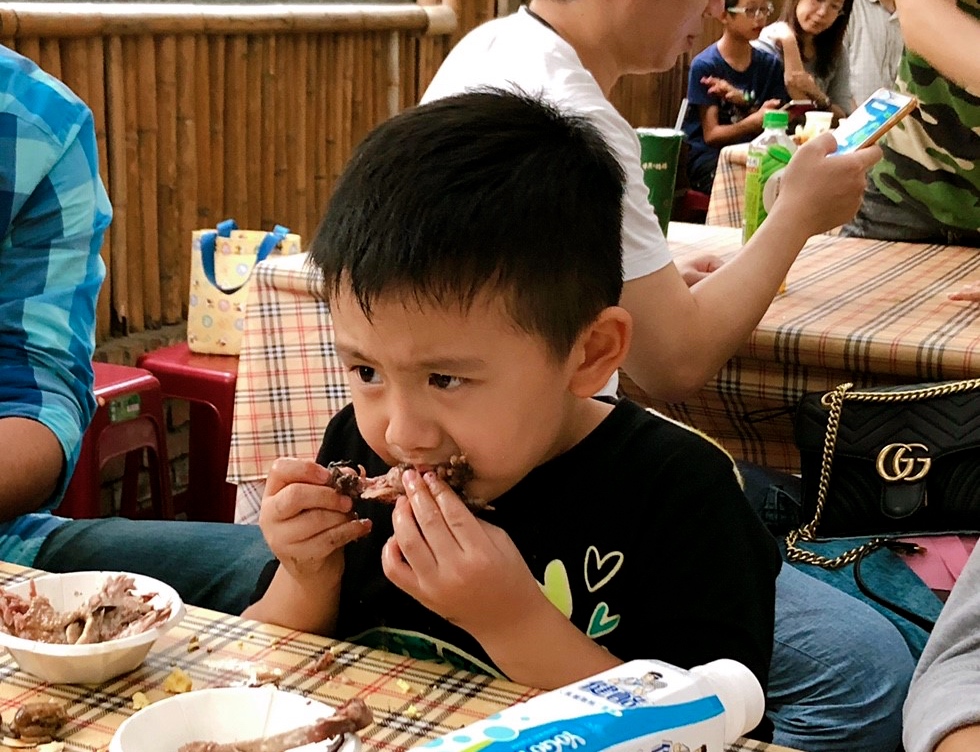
[876,443,932,482]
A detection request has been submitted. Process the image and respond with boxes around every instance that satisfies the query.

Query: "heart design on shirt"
[584,546,624,593]
[538,559,573,618]
[587,602,620,638]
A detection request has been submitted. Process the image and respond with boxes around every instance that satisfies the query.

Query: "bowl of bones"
[0,570,184,684]
[109,685,372,752]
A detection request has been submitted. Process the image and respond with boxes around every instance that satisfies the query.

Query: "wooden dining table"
[0,562,800,752]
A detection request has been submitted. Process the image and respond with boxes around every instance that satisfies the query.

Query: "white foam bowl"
[0,570,184,684]
[110,686,362,752]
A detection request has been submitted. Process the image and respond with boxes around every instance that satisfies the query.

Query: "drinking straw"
[674,98,689,131]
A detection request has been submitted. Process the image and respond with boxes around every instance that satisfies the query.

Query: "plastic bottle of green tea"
[742,110,796,246]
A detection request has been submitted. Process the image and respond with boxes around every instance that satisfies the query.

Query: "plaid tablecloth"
[227,251,347,521]
[626,224,980,473]
[0,563,797,752]
[705,144,748,228]
[228,222,980,505]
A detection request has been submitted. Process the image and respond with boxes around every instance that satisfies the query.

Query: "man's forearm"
[937,725,980,752]
[621,208,809,402]
[894,0,980,91]
[0,418,64,519]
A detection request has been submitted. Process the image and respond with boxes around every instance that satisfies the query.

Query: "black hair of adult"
[308,88,626,359]
[778,0,854,80]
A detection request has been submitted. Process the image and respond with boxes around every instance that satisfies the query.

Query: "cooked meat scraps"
[326,455,489,510]
[0,575,172,644]
[10,700,68,740]
[177,697,374,752]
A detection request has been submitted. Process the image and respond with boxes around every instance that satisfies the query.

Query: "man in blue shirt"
[0,45,276,616]
[0,44,110,561]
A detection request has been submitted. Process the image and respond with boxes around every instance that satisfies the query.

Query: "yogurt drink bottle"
[413,658,765,752]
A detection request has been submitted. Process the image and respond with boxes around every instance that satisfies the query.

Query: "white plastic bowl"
[110,686,362,752]
[0,570,185,684]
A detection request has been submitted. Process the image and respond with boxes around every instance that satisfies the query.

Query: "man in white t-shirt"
[422,0,878,403]
[422,3,914,751]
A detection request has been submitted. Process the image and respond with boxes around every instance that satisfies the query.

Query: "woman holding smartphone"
[755,0,856,123]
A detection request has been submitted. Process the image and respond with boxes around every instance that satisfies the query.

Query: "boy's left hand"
[381,469,544,636]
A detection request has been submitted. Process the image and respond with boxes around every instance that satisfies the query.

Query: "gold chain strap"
[785,378,980,569]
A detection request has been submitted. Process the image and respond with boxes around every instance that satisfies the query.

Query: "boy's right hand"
[259,457,372,582]
[771,132,881,237]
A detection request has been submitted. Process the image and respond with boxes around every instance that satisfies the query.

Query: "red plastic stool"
[59,363,175,520]
[137,343,239,522]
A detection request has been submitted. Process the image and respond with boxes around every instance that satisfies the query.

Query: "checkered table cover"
[0,564,795,752]
[705,144,748,228]
[631,224,980,472]
[228,222,980,497]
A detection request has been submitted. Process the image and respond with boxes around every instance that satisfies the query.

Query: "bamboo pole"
[194,36,211,228]
[86,37,112,342]
[176,35,198,317]
[13,37,40,66]
[209,35,226,220]
[105,36,129,332]
[273,34,288,228]
[156,34,181,324]
[259,34,276,229]
[245,34,262,227]
[305,33,319,236]
[122,36,143,332]
[137,34,162,328]
[38,37,61,79]
[0,4,439,38]
[224,35,247,222]
[312,35,329,226]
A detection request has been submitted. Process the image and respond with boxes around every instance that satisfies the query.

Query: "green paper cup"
[636,127,684,237]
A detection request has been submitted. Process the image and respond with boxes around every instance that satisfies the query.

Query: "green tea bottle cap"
[762,110,790,130]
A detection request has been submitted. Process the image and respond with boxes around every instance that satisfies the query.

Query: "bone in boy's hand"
[381,469,545,638]
[260,457,372,580]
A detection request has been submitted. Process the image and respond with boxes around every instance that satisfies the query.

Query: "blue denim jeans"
[32,515,913,752]
[34,517,273,616]
[769,564,914,752]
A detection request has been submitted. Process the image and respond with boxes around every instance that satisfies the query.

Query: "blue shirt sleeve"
[0,46,111,507]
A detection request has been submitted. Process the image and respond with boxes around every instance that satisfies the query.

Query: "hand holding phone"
[833,88,917,154]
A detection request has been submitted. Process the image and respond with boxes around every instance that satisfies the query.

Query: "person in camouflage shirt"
[843,0,980,246]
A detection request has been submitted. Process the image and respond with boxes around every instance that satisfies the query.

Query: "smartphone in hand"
[833,88,918,154]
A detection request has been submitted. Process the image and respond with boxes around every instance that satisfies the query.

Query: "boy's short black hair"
[309,88,625,358]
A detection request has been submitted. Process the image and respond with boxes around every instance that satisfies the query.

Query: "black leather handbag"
[786,378,980,569]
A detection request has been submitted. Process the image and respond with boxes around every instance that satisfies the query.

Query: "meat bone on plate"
[177,697,374,752]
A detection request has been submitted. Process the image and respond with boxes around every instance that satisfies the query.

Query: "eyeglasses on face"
[726,3,775,20]
[811,0,846,16]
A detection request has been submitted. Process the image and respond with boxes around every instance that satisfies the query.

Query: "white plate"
[110,686,362,752]
[0,570,184,684]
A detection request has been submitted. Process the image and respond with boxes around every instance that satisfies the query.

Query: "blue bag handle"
[199,218,291,295]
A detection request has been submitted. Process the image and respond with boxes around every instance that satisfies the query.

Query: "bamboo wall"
[0,1,718,344]
[0,3,455,342]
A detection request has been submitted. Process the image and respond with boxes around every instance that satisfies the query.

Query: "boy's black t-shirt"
[268,399,782,693]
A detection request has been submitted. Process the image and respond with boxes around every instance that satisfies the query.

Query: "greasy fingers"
[266,457,333,497]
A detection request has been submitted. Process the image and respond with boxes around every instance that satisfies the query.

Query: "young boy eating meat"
[243,90,782,709]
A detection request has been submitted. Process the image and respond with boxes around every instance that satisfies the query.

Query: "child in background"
[243,89,782,718]
[682,0,788,194]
